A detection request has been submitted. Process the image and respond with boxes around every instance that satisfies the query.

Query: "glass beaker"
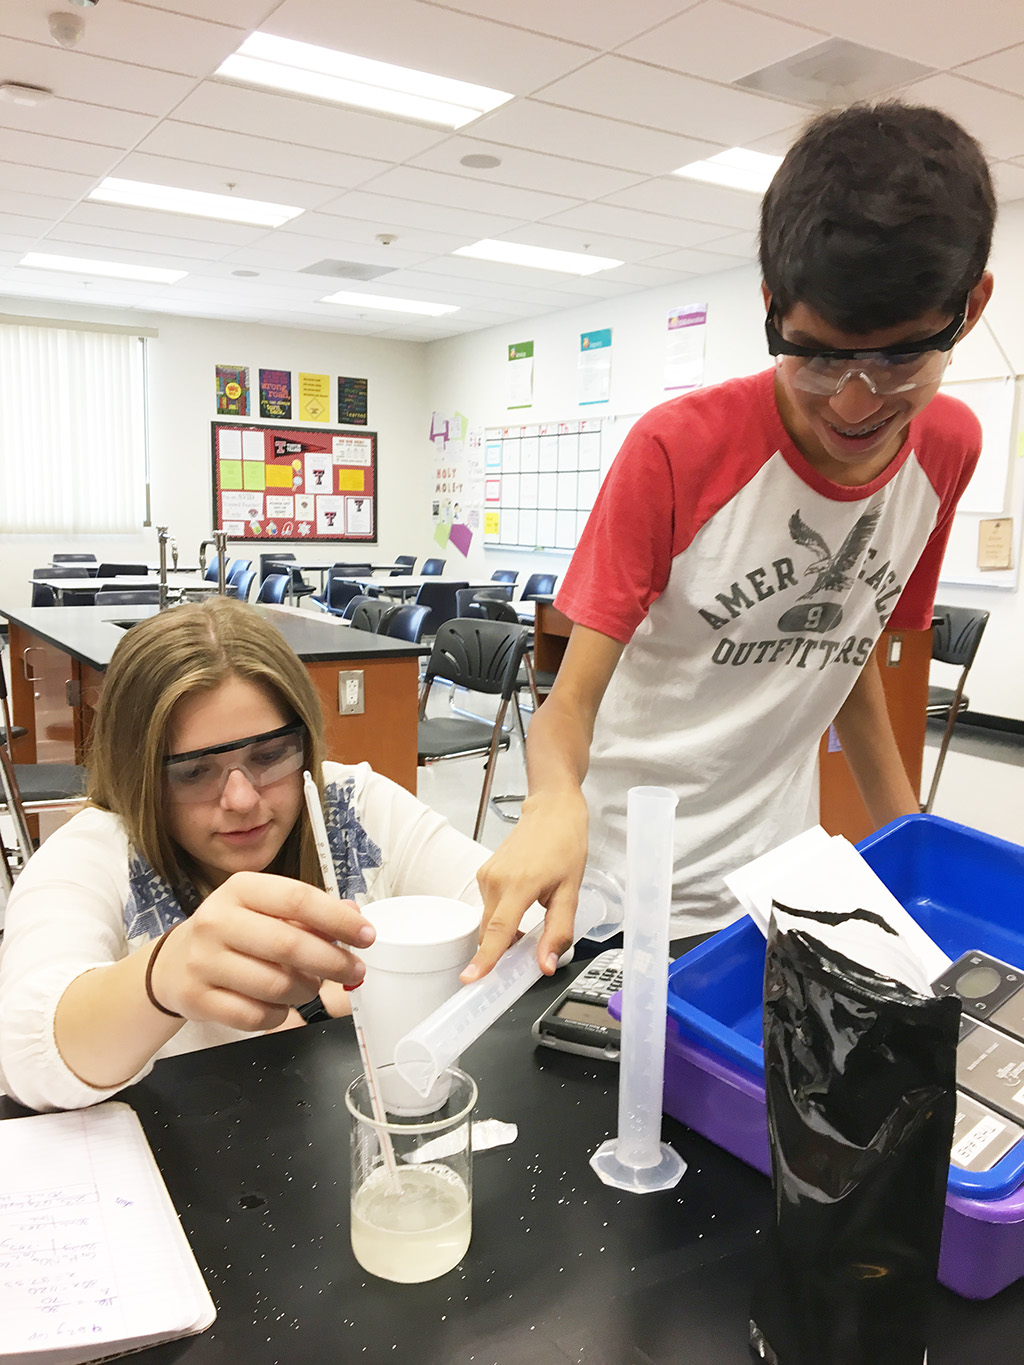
[346,1065,476,1283]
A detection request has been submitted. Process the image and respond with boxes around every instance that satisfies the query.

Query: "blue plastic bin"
[664,813,1024,1201]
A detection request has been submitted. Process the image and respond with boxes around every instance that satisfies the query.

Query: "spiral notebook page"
[0,1101,215,1364]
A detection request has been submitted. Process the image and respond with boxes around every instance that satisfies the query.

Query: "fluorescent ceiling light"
[453,239,623,276]
[87,177,303,228]
[321,289,459,317]
[672,147,783,194]
[20,252,187,284]
[217,33,512,130]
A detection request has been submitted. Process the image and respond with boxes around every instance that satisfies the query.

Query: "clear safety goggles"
[162,720,305,804]
[765,303,966,396]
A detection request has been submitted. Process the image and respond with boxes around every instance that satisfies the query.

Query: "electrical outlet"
[338,669,364,715]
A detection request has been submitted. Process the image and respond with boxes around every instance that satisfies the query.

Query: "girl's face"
[163,676,304,889]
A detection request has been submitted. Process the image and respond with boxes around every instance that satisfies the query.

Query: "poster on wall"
[578,328,612,405]
[211,421,377,543]
[216,364,250,416]
[337,375,368,425]
[664,305,707,391]
[297,372,331,423]
[259,368,292,419]
[507,341,534,410]
[428,408,477,556]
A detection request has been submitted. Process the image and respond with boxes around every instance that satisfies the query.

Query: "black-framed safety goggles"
[765,302,968,396]
[162,719,306,804]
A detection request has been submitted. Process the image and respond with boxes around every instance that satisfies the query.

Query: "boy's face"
[768,275,992,487]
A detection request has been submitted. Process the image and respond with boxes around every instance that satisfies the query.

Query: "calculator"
[532,949,623,1062]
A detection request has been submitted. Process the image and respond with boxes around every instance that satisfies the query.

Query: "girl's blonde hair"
[87,598,326,897]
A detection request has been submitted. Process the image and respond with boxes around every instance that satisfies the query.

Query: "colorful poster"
[298,372,330,423]
[211,421,378,543]
[259,368,292,419]
[337,375,368,425]
[507,341,534,410]
[216,364,250,416]
[578,328,612,406]
[665,305,708,391]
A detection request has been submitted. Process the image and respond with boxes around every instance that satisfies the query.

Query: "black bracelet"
[145,926,183,1019]
[297,994,331,1024]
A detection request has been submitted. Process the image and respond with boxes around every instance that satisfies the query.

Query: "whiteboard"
[937,376,1021,589]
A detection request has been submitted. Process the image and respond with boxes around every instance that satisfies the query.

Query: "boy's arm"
[831,643,921,827]
[465,624,625,981]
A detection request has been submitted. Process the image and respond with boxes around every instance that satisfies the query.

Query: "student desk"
[0,970,1016,1363]
[0,603,426,792]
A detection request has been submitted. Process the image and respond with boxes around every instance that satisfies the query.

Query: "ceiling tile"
[63,201,267,248]
[350,165,582,222]
[618,1,825,83]
[899,73,1024,162]
[541,201,733,249]
[641,243,758,275]
[136,121,389,191]
[0,128,123,178]
[267,214,464,257]
[956,44,1024,96]
[0,98,157,150]
[741,0,1024,70]
[0,36,196,117]
[110,151,337,211]
[259,0,597,92]
[407,136,648,201]
[115,0,279,26]
[418,0,691,50]
[991,161,1024,206]
[171,81,448,161]
[0,161,95,202]
[476,221,684,265]
[44,222,236,262]
[471,99,719,176]
[603,177,761,232]
[534,55,804,144]
[315,190,520,241]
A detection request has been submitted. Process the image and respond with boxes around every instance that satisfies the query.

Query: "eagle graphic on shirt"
[789,508,881,599]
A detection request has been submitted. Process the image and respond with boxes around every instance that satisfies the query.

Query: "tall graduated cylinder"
[346,1065,477,1284]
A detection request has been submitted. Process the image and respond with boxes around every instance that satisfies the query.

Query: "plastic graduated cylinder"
[393,868,624,1100]
[590,785,687,1194]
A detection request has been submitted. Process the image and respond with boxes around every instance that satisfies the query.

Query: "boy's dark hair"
[759,101,995,332]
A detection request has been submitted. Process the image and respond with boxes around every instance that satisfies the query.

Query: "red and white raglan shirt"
[557,368,980,936]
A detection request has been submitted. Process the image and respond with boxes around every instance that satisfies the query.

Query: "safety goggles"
[765,303,967,396]
[162,720,306,804]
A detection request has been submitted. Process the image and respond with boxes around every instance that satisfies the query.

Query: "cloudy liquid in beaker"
[351,1164,470,1282]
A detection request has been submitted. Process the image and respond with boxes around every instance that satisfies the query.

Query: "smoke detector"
[0,82,54,106]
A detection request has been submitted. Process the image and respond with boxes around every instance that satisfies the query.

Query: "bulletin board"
[482,417,605,551]
[211,421,377,543]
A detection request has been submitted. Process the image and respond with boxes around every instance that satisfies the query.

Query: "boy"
[465,101,996,981]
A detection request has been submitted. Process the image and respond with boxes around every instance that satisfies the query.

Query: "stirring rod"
[302,771,398,1178]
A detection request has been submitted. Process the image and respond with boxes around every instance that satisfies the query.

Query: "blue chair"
[226,558,253,585]
[204,553,220,583]
[261,552,315,602]
[382,603,431,643]
[34,565,94,606]
[231,567,257,603]
[421,558,445,576]
[313,574,364,616]
[350,600,392,633]
[255,573,290,604]
[414,580,468,636]
[95,587,160,605]
[51,553,97,566]
[490,569,518,584]
[520,572,557,601]
[390,555,416,577]
[341,594,375,621]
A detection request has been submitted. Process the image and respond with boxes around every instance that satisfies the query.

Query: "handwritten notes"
[0,1102,214,1364]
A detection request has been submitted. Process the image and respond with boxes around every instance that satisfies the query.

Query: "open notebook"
[0,1101,216,1364]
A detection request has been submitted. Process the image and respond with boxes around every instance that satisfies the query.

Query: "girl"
[0,597,487,1112]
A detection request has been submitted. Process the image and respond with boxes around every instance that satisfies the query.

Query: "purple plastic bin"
[662,1020,1024,1300]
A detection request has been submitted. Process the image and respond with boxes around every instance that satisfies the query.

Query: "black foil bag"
[749,924,960,1365]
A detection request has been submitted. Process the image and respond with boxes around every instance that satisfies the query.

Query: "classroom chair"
[312,573,364,616]
[33,565,94,606]
[51,553,97,566]
[204,553,220,583]
[519,572,558,601]
[391,555,416,576]
[262,552,315,603]
[0,665,87,874]
[255,573,291,605]
[414,580,468,637]
[226,558,253,584]
[340,594,375,621]
[350,600,393,633]
[421,558,446,576]
[417,618,530,840]
[381,603,431,644]
[921,605,991,814]
[96,562,147,578]
[231,567,257,603]
[490,569,518,584]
